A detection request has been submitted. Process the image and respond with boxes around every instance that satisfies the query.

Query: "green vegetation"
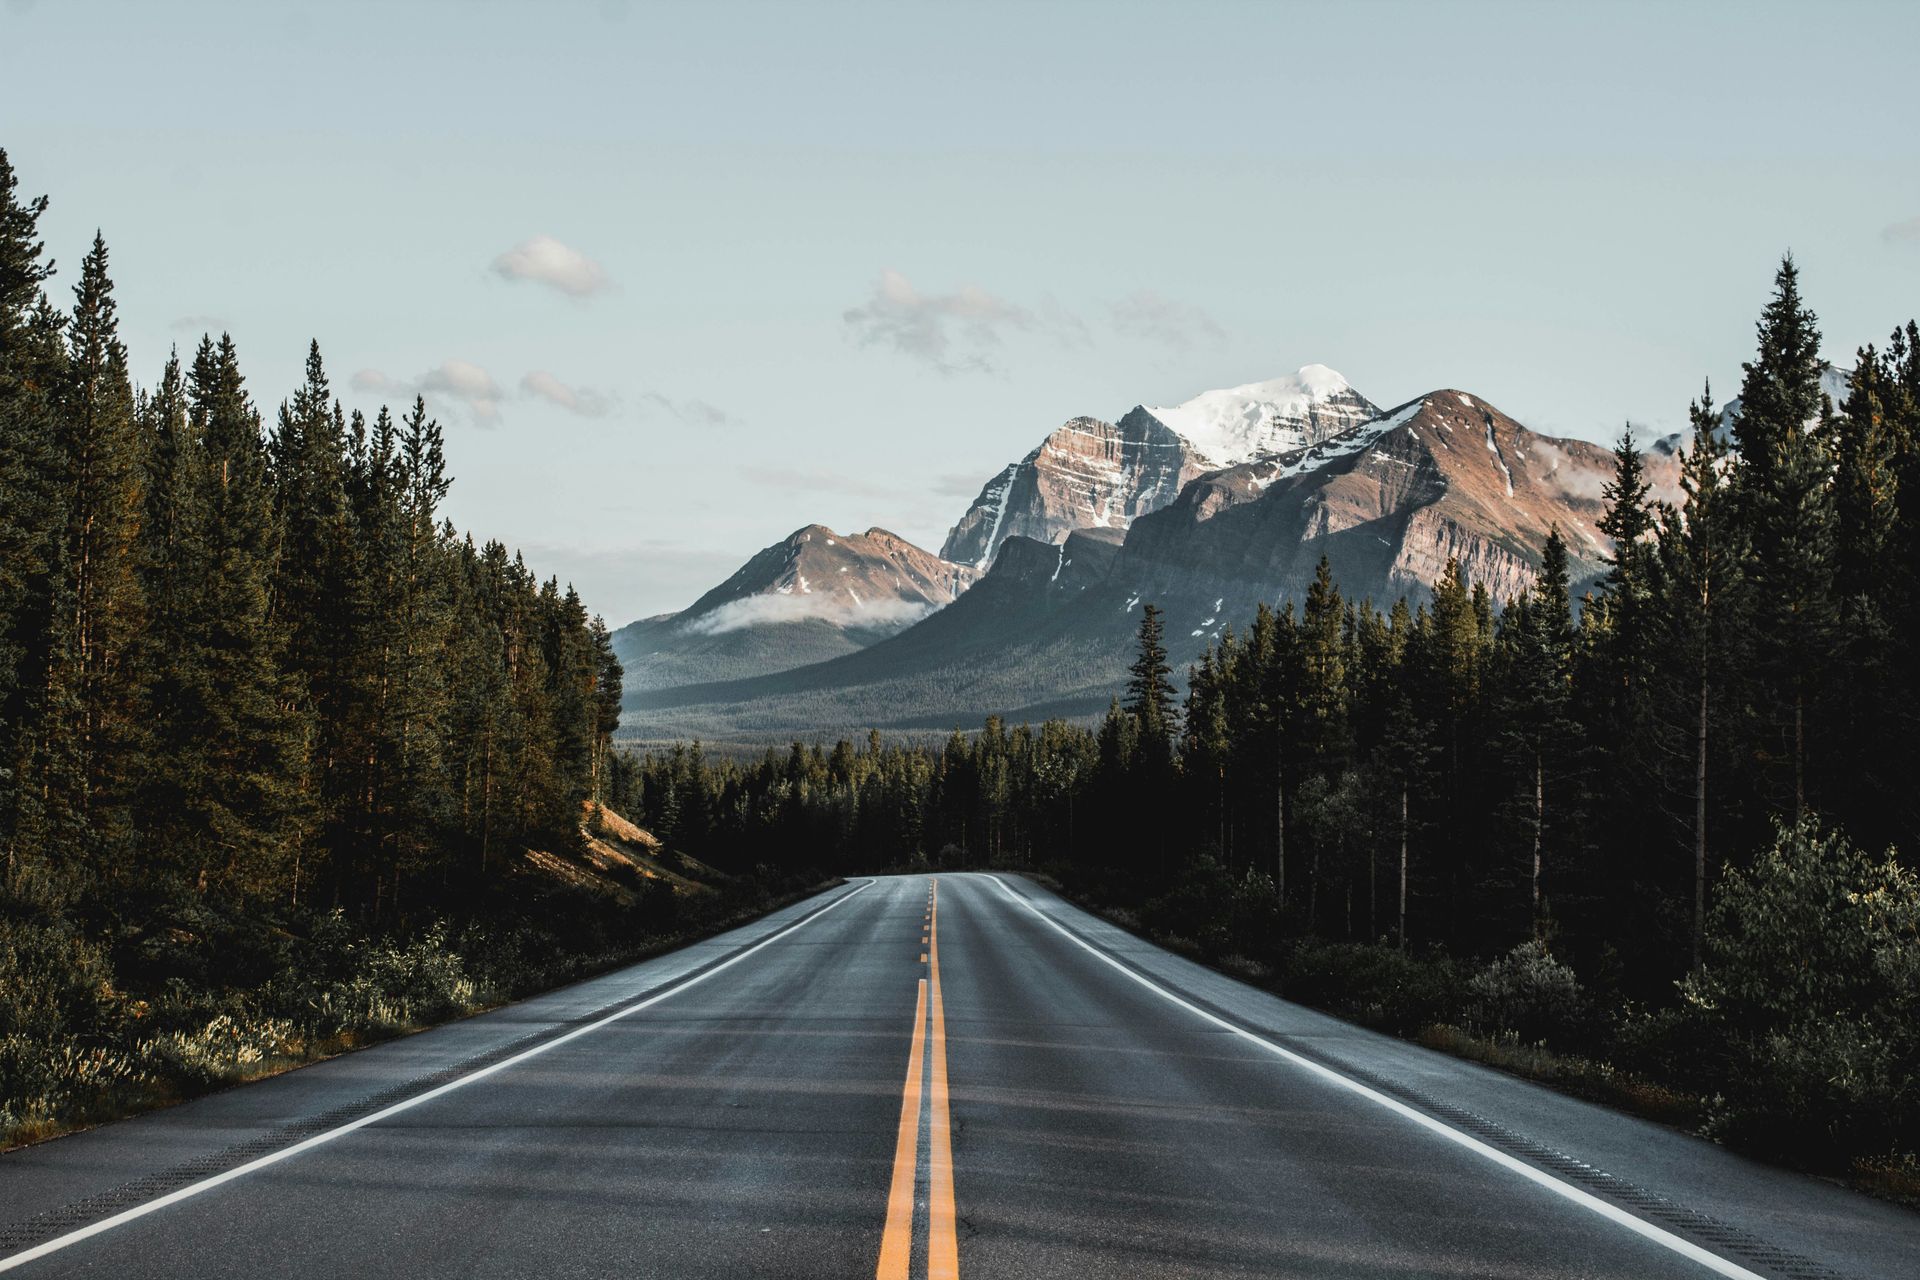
[614,259,1920,1182]
[0,150,845,1148]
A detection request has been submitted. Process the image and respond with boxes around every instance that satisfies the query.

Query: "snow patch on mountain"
[1248,398,1424,490]
[683,593,936,636]
[1145,363,1367,466]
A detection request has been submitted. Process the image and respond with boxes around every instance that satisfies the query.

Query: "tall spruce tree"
[0,150,65,896]
[1731,256,1837,820]
[52,234,145,877]
[1651,382,1750,966]
[1124,603,1177,747]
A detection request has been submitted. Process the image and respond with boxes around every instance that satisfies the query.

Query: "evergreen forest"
[610,258,1920,1182]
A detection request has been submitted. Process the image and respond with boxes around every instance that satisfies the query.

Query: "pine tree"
[0,150,65,896]
[1493,528,1578,936]
[1652,382,1750,966]
[1124,603,1177,747]
[51,233,146,876]
[1732,257,1838,820]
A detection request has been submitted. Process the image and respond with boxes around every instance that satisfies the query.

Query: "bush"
[1466,940,1589,1047]
[1279,939,1464,1035]
[1680,819,1920,1163]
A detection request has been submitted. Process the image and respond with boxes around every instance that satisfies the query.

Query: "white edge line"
[985,874,1766,1280]
[0,880,876,1273]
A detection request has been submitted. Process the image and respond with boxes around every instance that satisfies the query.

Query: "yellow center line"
[875,977,929,1280]
[876,879,963,1280]
[928,879,959,1280]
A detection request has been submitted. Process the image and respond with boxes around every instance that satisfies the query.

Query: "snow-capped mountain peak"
[1142,364,1376,467]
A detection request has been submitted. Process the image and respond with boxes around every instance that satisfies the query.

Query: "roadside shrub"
[1466,940,1589,1047]
[139,1014,296,1087]
[1680,819,1920,1162]
[1280,939,1464,1035]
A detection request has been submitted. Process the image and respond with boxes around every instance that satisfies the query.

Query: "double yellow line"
[877,880,959,1280]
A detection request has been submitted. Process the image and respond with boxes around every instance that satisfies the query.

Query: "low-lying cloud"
[490,234,610,298]
[681,592,935,636]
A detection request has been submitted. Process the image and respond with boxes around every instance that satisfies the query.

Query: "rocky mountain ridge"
[618,384,1677,746]
[941,364,1378,568]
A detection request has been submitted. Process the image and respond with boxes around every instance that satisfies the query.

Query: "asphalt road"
[2,874,1915,1278]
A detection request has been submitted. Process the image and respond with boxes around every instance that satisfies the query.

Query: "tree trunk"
[1531,751,1543,934]
[1275,749,1287,906]
[1792,690,1805,823]
[1398,783,1409,952]
[1693,673,1709,969]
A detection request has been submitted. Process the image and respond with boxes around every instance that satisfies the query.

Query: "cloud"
[169,314,226,334]
[639,391,735,427]
[490,235,610,298]
[1109,290,1227,353]
[682,592,936,636]
[844,268,1064,374]
[357,361,724,429]
[1883,215,1920,245]
[521,370,614,418]
[354,360,505,424]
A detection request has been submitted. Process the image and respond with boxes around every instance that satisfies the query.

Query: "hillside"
[611,525,977,692]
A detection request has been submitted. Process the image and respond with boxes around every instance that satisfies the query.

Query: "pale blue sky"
[5,0,1917,623]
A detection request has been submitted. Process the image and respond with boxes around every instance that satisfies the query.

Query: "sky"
[4,0,1918,625]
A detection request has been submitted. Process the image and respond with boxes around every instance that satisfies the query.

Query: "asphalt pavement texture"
[2,873,1915,1278]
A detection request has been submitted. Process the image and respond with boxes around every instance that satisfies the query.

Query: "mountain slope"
[610,525,977,693]
[940,365,1377,569]
[620,390,1676,746]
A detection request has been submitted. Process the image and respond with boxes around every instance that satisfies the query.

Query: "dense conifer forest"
[4,134,1915,1187]
[612,260,1920,1181]
[0,151,742,1143]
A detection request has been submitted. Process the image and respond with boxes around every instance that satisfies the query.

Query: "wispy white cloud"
[490,234,610,298]
[356,361,725,429]
[1109,290,1227,353]
[354,360,505,424]
[640,391,735,427]
[1883,215,1920,245]
[169,313,226,334]
[843,268,1081,374]
[521,369,614,418]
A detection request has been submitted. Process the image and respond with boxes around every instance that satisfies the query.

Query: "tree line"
[621,256,1916,996]
[610,256,1918,1168]
[0,147,623,971]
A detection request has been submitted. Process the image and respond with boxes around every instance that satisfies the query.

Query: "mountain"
[610,525,977,693]
[621,389,1677,746]
[941,364,1377,569]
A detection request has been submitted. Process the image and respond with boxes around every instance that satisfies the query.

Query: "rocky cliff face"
[940,365,1378,569]
[940,412,1197,568]
[620,389,1683,745]
[1108,390,1681,641]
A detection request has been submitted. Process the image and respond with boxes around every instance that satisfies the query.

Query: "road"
[1,874,1914,1278]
